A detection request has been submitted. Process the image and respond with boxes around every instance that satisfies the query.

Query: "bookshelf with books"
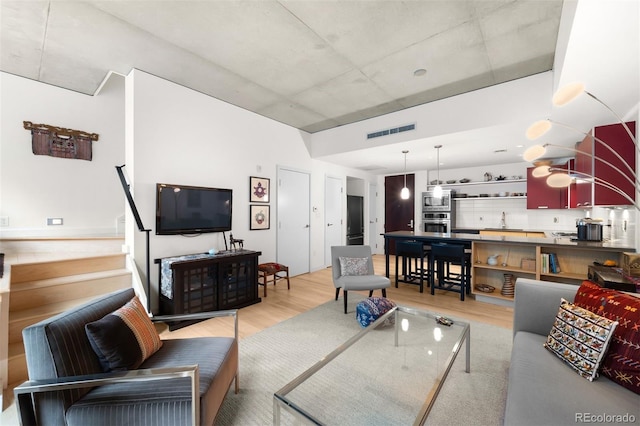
[471,241,629,305]
[538,246,623,283]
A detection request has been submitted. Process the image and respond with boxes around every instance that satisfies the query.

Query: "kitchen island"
[383,230,636,305]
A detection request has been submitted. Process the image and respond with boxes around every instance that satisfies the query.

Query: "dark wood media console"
[155,249,262,329]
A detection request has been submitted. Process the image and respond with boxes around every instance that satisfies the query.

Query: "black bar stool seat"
[429,243,471,301]
[395,240,430,293]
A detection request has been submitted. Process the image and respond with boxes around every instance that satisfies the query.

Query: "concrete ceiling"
[1,1,637,174]
[2,0,562,133]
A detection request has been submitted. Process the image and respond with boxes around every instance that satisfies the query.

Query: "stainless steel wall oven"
[422,212,453,233]
[422,190,454,233]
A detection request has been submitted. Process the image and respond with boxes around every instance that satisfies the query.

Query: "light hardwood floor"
[159,254,513,342]
[1,254,514,424]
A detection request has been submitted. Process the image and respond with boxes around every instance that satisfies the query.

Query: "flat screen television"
[156,183,232,235]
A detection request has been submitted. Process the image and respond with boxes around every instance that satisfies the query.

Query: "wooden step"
[10,253,126,284]
[9,269,131,312]
[8,295,107,344]
[7,342,27,386]
[3,380,22,410]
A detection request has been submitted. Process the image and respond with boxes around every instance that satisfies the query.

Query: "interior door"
[324,175,343,267]
[277,167,310,276]
[384,174,415,255]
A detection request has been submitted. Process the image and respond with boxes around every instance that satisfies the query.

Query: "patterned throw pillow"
[356,297,397,328]
[544,298,618,381]
[86,296,163,372]
[339,257,369,276]
[573,280,640,394]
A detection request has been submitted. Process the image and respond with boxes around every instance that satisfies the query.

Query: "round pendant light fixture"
[433,145,443,198]
[400,150,410,200]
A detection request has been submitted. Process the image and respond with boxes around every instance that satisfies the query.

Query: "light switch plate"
[0,217,8,227]
[47,218,63,226]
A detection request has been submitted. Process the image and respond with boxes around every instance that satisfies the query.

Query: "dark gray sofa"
[15,288,238,426]
[504,278,639,425]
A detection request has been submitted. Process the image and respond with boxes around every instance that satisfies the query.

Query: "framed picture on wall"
[250,205,270,230]
[250,176,270,203]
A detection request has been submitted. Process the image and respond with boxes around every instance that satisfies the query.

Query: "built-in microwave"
[422,190,453,212]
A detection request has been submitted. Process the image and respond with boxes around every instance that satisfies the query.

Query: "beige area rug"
[216,297,512,425]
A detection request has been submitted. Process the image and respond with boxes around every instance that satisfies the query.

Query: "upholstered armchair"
[14,288,238,426]
[331,245,390,313]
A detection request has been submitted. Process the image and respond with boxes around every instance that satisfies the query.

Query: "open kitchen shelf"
[427,178,526,188]
[427,178,528,200]
[455,196,526,200]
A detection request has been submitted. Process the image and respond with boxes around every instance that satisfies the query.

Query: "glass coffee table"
[273,305,470,425]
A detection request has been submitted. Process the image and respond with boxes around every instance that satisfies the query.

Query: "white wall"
[127,70,376,310]
[0,72,125,237]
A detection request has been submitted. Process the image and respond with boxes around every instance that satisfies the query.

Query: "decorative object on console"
[229,233,244,249]
[24,120,98,161]
[544,298,618,381]
[250,205,270,230]
[250,176,270,203]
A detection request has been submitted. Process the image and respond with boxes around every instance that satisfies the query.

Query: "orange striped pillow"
[86,296,163,372]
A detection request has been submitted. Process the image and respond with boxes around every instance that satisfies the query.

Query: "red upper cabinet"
[574,133,594,207]
[527,163,573,209]
[575,121,636,207]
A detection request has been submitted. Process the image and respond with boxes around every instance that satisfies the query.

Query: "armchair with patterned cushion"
[331,245,390,314]
[14,288,238,426]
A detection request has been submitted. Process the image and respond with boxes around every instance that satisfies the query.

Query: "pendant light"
[400,150,410,200]
[433,145,443,198]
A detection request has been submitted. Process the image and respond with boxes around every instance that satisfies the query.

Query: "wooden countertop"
[383,230,636,252]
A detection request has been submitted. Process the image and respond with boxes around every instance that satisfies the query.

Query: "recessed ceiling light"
[413,68,427,77]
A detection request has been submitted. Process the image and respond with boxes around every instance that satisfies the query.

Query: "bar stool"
[395,240,430,293]
[429,243,471,301]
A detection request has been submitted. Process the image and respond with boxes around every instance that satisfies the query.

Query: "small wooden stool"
[257,262,290,297]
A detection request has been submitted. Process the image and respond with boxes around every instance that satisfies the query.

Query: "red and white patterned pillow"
[573,280,640,394]
[544,298,618,381]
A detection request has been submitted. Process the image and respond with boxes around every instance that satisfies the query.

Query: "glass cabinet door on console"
[156,250,261,330]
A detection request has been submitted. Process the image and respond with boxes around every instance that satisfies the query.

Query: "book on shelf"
[549,252,561,273]
[542,252,561,274]
[541,253,549,274]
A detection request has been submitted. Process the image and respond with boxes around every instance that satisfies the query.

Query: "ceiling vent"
[367,123,415,140]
